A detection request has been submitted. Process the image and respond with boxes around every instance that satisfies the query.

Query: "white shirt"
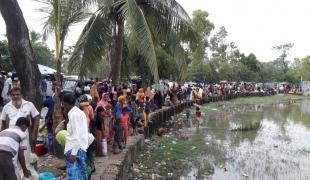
[46,81,54,97]
[0,99,40,128]
[65,106,89,155]
[1,78,12,100]
[0,126,27,156]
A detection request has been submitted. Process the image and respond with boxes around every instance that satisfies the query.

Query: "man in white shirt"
[0,87,40,179]
[0,117,31,180]
[61,92,89,180]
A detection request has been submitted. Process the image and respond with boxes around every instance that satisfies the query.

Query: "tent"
[38,64,56,75]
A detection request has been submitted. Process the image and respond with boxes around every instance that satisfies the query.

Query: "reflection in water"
[181,100,310,180]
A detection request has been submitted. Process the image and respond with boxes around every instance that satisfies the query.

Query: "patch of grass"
[149,136,205,162]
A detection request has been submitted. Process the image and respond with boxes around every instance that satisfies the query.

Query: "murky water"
[180,100,310,180]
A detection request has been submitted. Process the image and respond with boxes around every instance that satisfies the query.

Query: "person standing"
[0,117,32,180]
[94,107,105,156]
[40,82,56,153]
[113,118,124,154]
[0,87,40,179]
[119,107,130,145]
[61,92,89,180]
[1,72,12,105]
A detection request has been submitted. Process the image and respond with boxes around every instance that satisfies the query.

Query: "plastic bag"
[101,138,108,156]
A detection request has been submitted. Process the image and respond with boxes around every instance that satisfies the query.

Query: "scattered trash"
[172,140,177,144]
[168,172,173,177]
[224,167,228,171]
[242,173,249,177]
[157,128,166,136]
[205,142,209,145]
[191,146,197,150]
[274,145,278,148]
[151,173,155,180]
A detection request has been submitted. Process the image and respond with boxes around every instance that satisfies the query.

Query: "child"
[119,107,130,145]
[193,107,202,128]
[128,99,138,135]
[136,106,148,134]
[113,118,125,154]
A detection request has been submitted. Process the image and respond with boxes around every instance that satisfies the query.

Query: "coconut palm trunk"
[111,18,124,86]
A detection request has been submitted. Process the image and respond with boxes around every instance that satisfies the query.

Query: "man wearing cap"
[83,86,93,103]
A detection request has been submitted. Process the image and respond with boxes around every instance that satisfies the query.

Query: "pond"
[180,100,310,180]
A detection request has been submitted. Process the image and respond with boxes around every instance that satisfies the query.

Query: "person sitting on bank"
[0,117,31,180]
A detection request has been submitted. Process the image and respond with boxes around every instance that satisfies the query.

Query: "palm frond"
[68,7,113,78]
[121,0,159,82]
[35,0,92,41]
[140,0,197,43]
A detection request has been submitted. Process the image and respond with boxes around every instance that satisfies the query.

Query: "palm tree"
[68,0,196,85]
[36,0,93,128]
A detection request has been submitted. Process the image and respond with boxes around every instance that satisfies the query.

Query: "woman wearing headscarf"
[97,93,110,109]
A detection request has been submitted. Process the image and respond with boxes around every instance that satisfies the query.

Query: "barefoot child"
[119,107,130,145]
[193,107,202,128]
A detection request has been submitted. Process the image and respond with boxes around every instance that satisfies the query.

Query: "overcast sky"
[1,0,310,62]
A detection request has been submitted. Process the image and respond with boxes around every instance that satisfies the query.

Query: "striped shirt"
[0,127,27,156]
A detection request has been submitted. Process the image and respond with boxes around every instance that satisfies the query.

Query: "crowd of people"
[0,71,298,180]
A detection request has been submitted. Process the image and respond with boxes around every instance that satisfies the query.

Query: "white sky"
[1,0,310,62]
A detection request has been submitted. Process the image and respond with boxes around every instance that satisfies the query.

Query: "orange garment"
[119,113,130,138]
[83,105,94,128]
[90,84,100,103]
[136,88,145,104]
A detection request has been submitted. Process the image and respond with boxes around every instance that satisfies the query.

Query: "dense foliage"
[0,31,55,72]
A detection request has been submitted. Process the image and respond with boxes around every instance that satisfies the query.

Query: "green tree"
[30,31,55,68]
[0,32,55,71]
[68,0,196,85]
[272,43,294,74]
[190,10,214,62]
[187,10,214,81]
[0,40,13,72]
[209,26,228,60]
[36,0,93,132]
[299,56,310,80]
